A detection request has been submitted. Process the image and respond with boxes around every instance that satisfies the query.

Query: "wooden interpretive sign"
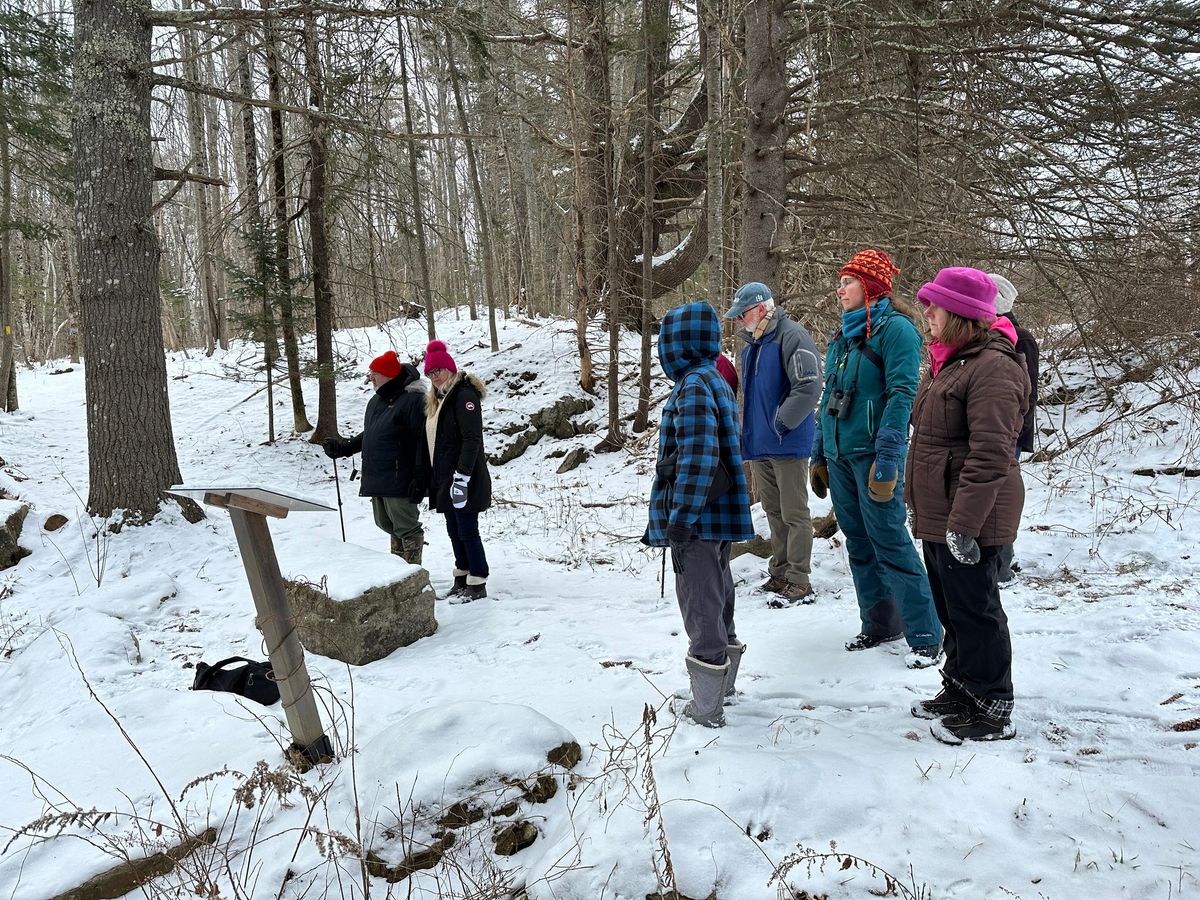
[169,485,335,767]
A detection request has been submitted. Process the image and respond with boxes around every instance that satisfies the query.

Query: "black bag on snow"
[191,656,280,706]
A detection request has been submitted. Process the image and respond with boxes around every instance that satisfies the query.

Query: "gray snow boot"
[724,641,747,705]
[682,656,730,728]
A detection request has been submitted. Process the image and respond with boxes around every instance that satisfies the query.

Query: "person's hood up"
[658,301,721,383]
[990,316,1018,346]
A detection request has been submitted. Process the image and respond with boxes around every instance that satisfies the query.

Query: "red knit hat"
[423,340,457,374]
[368,350,402,379]
[840,249,901,338]
[840,249,900,302]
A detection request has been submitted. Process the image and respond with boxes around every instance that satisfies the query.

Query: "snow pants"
[827,454,942,648]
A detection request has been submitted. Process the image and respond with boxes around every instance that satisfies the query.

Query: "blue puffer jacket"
[738,309,822,460]
[644,302,754,546]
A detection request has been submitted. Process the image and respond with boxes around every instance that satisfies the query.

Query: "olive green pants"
[371,496,421,540]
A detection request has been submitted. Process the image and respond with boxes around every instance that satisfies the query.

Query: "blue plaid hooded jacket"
[644,302,754,546]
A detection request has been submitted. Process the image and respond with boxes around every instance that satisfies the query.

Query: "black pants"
[922,541,1013,712]
[444,509,489,579]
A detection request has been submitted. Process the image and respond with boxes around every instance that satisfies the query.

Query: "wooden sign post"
[170,485,335,767]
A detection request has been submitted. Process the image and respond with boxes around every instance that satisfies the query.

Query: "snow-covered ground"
[1,310,1199,900]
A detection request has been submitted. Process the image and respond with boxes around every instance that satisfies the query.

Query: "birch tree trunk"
[73,0,182,518]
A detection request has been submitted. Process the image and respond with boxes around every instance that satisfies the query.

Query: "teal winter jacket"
[815,303,923,461]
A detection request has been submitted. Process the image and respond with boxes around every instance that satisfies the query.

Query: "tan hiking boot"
[760,575,787,594]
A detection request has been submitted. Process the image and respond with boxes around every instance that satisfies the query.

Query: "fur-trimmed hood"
[426,371,487,417]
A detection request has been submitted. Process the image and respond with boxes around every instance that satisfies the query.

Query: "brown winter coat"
[904,331,1030,545]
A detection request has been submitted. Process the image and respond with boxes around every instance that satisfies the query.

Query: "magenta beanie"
[423,340,457,374]
[916,267,998,322]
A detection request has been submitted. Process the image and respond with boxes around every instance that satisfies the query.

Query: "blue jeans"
[444,508,489,579]
[827,455,942,648]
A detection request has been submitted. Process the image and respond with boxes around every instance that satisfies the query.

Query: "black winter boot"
[910,682,972,720]
[845,632,903,652]
[931,707,1016,744]
[446,570,468,597]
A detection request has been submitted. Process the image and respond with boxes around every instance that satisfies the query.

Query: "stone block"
[275,534,437,666]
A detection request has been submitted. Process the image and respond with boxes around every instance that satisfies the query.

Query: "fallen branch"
[49,828,217,900]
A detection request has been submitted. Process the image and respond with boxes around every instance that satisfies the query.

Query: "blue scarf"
[841,298,890,340]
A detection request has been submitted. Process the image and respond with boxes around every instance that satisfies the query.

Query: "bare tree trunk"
[264,0,311,433]
[633,0,665,434]
[702,0,726,309]
[200,48,229,348]
[565,8,595,394]
[181,2,219,357]
[303,8,338,443]
[365,184,384,322]
[0,68,15,411]
[397,19,436,341]
[232,0,277,442]
[740,0,787,295]
[430,39,471,319]
[446,39,499,350]
[598,0,624,450]
[73,0,182,518]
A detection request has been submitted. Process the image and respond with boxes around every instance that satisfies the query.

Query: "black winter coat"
[1002,312,1040,453]
[422,372,492,514]
[342,363,427,499]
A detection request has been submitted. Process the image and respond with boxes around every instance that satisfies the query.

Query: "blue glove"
[450,472,470,509]
[774,416,788,436]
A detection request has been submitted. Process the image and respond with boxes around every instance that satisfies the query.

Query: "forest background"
[0,0,1197,519]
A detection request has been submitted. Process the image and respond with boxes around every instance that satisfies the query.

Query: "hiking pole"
[660,548,666,599]
[331,458,346,542]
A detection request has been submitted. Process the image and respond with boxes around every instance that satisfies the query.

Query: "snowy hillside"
[1,311,1199,899]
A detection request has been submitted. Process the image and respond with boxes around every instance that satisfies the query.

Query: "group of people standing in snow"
[318,248,1039,746]
[647,250,1039,745]
[322,340,493,602]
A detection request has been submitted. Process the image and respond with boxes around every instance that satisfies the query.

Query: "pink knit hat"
[423,340,457,374]
[916,267,998,322]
